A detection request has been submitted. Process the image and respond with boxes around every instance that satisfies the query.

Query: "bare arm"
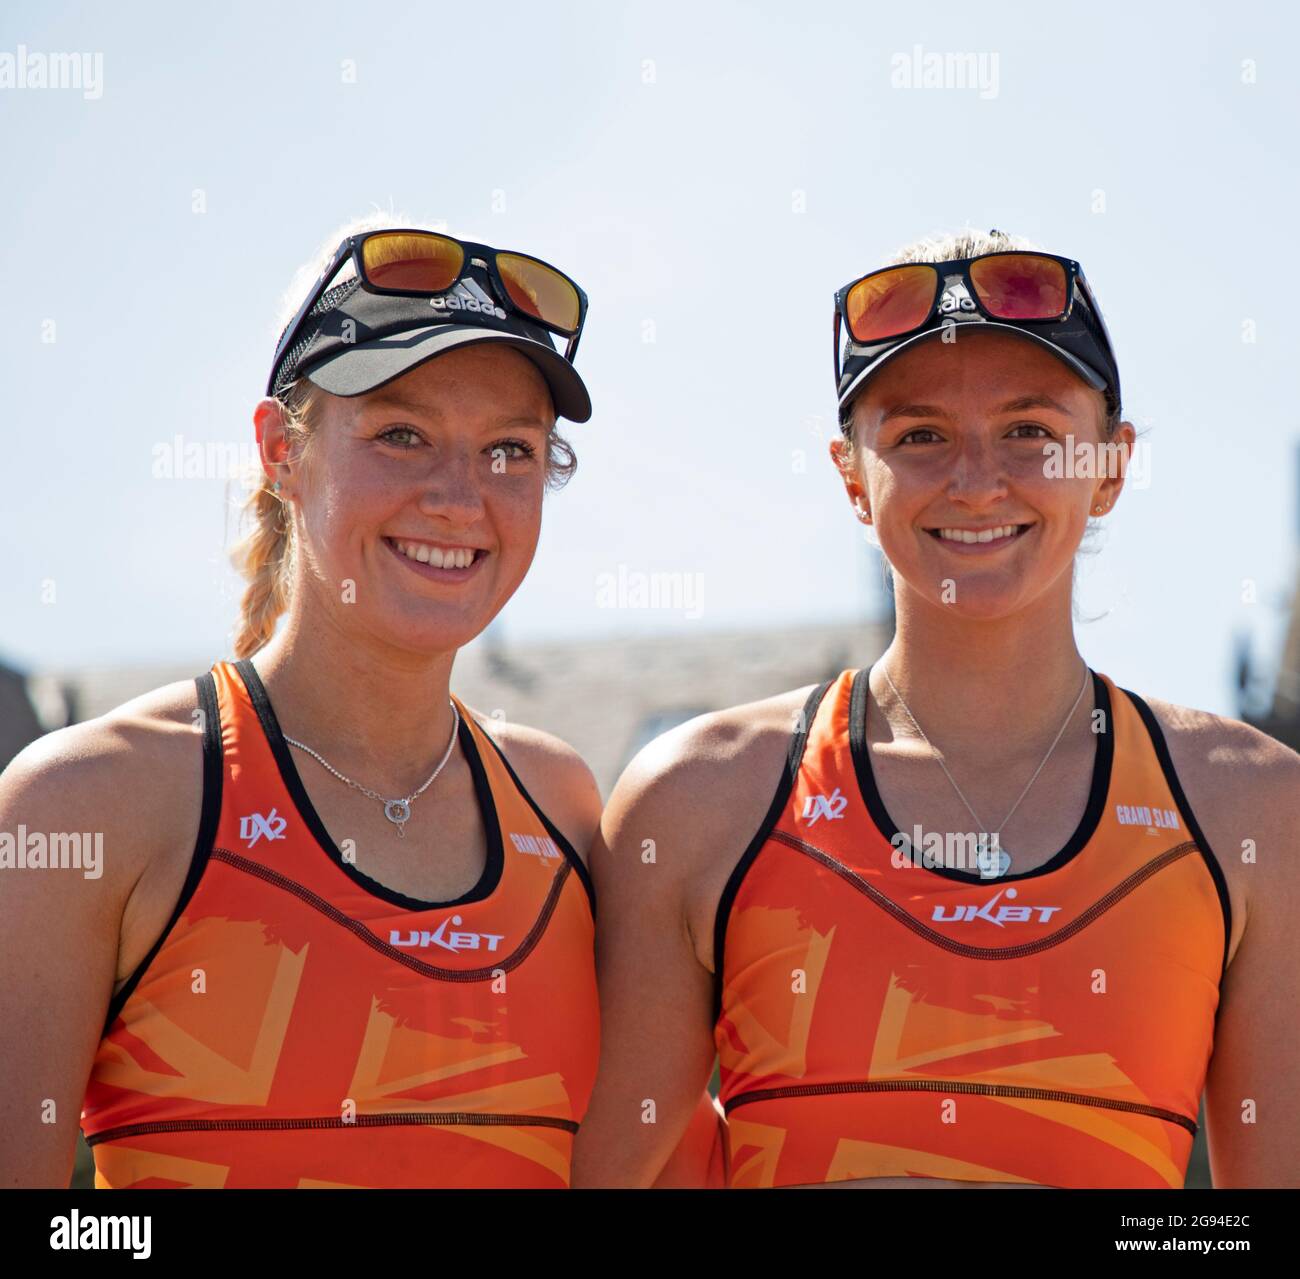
[572,694,802,1188]
[0,688,201,1186]
[570,739,719,1187]
[474,713,737,1184]
[1200,727,1300,1187]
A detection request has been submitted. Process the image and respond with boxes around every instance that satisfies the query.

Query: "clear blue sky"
[2,0,1296,718]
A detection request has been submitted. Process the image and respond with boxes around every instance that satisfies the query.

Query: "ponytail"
[229,380,319,658]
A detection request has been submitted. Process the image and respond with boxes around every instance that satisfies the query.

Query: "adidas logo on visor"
[937,277,979,317]
[429,278,507,320]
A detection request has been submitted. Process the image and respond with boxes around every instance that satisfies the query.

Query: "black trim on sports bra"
[849,665,1115,884]
[102,671,224,1035]
[471,717,598,918]
[1121,687,1233,983]
[711,679,835,1023]
[234,658,504,912]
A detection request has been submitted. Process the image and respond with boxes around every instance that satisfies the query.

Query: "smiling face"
[263,342,556,655]
[830,328,1133,621]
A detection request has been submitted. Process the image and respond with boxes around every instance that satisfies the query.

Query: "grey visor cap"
[838,322,1108,424]
[304,323,592,423]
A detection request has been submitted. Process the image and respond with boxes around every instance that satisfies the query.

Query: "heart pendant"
[976,834,1011,879]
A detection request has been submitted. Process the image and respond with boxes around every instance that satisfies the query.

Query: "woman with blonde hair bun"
[0,213,720,1189]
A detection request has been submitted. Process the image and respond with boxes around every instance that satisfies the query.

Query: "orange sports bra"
[81,659,599,1188]
[713,667,1231,1189]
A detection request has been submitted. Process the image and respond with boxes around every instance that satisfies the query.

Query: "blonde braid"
[229,382,318,659]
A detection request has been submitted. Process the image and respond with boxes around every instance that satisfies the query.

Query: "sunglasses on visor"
[267,229,589,397]
[833,250,1115,384]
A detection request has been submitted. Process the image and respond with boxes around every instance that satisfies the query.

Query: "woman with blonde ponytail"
[0,213,722,1190]
[229,381,314,660]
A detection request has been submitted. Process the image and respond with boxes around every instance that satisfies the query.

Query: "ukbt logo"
[389,915,504,953]
[931,886,1061,927]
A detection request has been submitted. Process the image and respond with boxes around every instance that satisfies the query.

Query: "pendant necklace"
[284,701,460,838]
[877,662,1090,879]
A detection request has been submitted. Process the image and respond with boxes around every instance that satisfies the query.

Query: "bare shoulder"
[613,682,818,812]
[0,675,208,1000]
[468,709,602,865]
[1140,693,1300,947]
[2,677,204,803]
[602,682,821,967]
[1,679,206,887]
[1140,693,1298,820]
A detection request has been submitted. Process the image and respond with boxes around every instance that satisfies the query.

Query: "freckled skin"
[266,343,556,657]
[831,329,1134,622]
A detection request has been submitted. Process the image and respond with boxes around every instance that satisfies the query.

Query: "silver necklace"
[878,661,1090,878]
[284,701,460,837]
